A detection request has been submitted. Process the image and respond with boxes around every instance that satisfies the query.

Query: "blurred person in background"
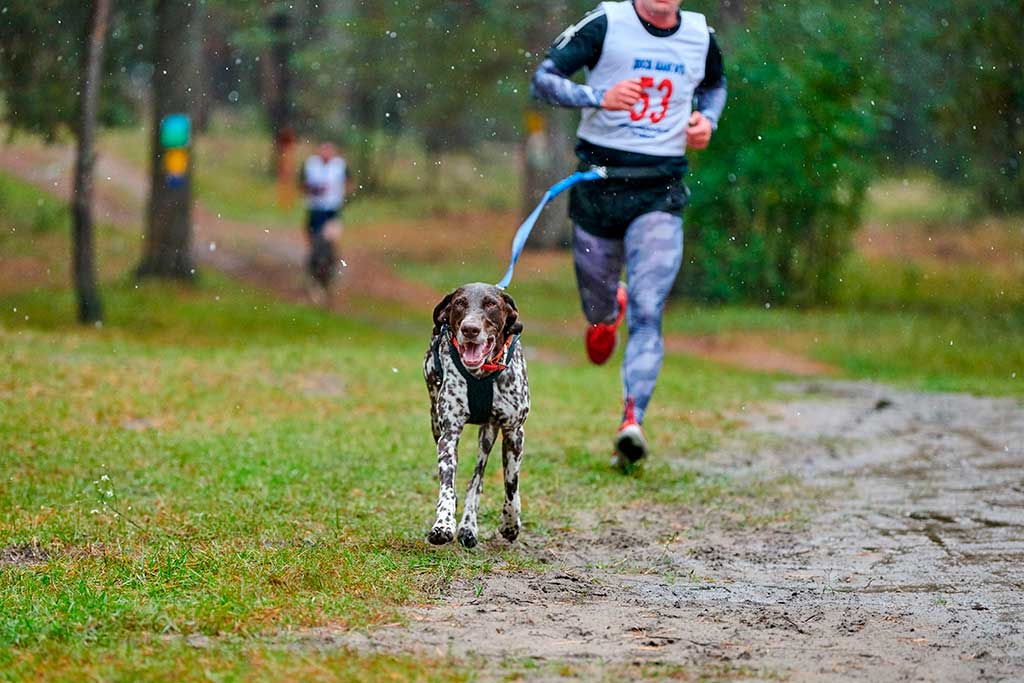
[301,141,349,303]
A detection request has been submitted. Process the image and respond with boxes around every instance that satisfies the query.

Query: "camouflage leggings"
[573,212,684,425]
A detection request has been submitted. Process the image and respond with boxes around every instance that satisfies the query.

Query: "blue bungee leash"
[496,166,607,290]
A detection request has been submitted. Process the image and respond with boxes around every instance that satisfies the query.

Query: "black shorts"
[569,174,689,240]
[307,208,339,237]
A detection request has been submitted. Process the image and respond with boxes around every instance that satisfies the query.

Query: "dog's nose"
[460,323,481,339]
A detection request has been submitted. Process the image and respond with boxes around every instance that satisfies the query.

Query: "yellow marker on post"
[163,148,189,177]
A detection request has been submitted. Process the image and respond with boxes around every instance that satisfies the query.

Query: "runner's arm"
[530,8,608,109]
[531,60,604,108]
[693,34,727,130]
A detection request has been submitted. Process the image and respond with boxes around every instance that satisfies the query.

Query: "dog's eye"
[454,298,468,308]
[483,298,498,309]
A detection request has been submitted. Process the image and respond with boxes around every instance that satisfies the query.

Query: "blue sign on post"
[160,114,191,149]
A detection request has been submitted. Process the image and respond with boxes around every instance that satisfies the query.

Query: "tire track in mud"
[304,381,1024,682]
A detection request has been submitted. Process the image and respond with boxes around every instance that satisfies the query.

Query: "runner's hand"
[601,79,644,111]
[686,111,713,150]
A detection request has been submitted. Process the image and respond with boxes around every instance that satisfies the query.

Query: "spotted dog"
[423,283,530,548]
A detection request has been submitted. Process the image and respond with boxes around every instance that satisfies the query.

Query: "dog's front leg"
[428,420,463,545]
[498,424,525,542]
[457,422,498,549]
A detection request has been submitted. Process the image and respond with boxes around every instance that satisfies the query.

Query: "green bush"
[0,173,67,237]
[681,4,886,305]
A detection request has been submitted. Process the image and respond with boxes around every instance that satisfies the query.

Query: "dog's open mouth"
[459,338,496,369]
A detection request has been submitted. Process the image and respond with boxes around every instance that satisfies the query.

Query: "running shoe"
[585,282,627,365]
[613,397,648,468]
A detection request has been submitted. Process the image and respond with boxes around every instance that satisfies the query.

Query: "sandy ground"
[289,381,1024,682]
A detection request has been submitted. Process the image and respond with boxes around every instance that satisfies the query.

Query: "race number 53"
[630,76,674,124]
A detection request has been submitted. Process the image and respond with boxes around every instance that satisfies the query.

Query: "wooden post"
[523,0,574,250]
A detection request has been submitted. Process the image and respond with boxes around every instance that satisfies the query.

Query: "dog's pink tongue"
[462,342,486,365]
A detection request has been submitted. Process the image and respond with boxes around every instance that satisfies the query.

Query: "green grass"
[0,157,782,683]
[3,125,1024,679]
[864,174,977,225]
[0,274,778,682]
[0,173,137,295]
[661,305,1024,396]
[0,172,69,241]
[6,642,469,683]
[836,254,1024,314]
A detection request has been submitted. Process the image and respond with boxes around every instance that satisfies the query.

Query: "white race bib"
[577,2,710,157]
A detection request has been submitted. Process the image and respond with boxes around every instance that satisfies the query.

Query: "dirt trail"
[299,381,1024,682]
[0,143,439,312]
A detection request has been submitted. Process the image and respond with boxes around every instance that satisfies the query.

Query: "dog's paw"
[427,525,455,546]
[456,526,478,549]
[498,520,521,543]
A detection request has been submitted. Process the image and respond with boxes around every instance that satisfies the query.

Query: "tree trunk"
[523,0,574,250]
[138,0,203,280]
[194,6,218,134]
[71,0,111,324]
[267,8,297,206]
[719,0,750,26]
[268,8,295,173]
[523,106,575,249]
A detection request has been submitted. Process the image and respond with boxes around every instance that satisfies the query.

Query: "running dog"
[423,283,529,548]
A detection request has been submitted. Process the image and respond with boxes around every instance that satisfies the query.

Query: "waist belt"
[581,163,685,181]
[577,164,691,207]
[432,329,521,425]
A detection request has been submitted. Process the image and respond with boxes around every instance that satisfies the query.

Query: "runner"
[301,142,349,301]
[531,0,727,468]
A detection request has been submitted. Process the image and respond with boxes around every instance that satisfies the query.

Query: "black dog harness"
[432,326,520,425]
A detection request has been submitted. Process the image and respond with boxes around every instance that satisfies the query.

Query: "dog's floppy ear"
[432,291,455,336]
[501,292,524,336]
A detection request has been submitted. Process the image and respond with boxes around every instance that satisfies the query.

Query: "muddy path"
[299,381,1024,682]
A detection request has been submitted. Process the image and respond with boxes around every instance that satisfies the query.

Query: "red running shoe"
[585,283,627,365]
[613,397,648,467]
